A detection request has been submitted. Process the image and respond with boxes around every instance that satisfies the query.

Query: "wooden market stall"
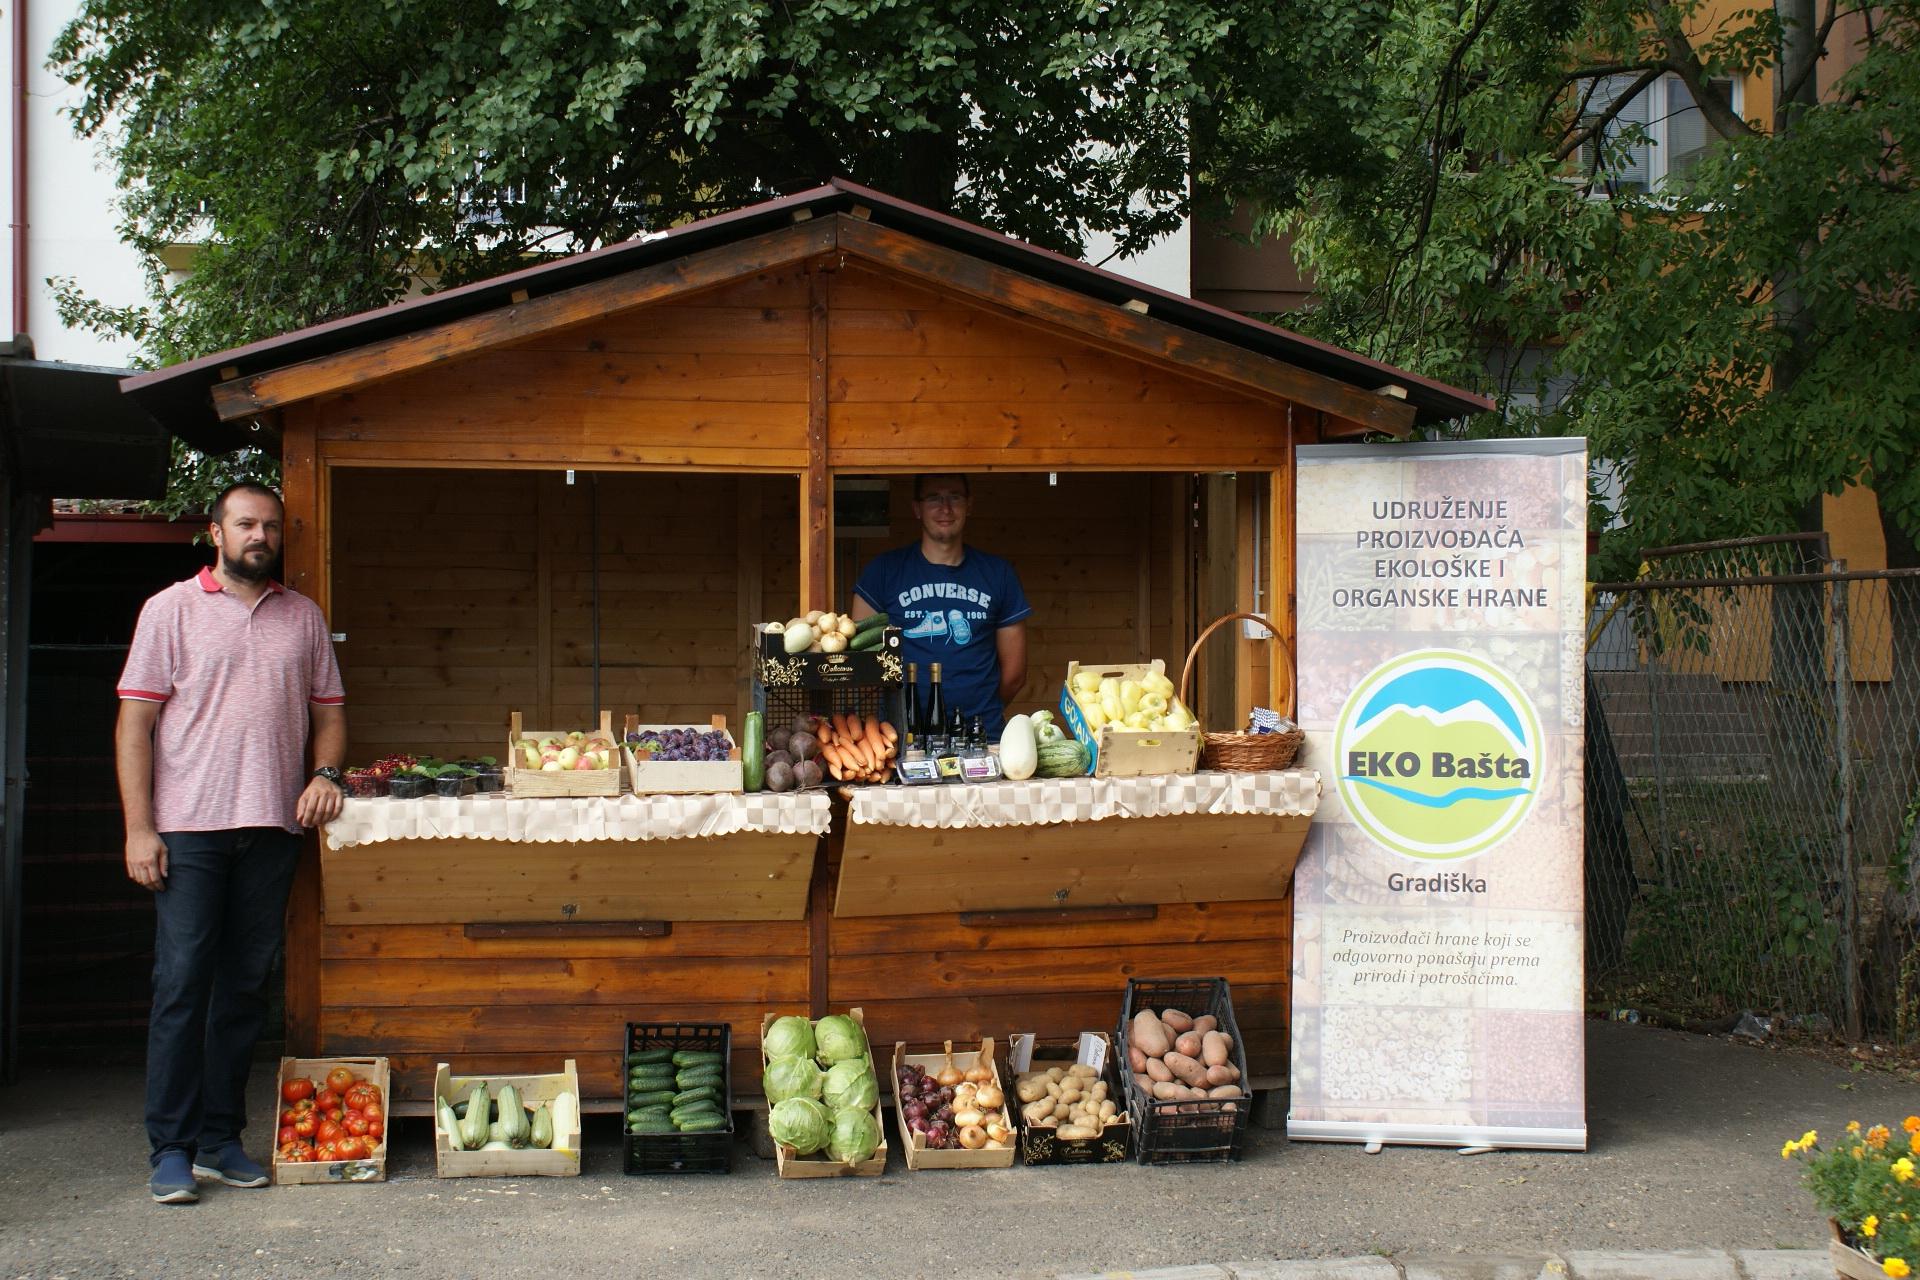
[122,179,1488,1113]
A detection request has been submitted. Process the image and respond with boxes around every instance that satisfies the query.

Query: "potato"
[1163,1051,1208,1087]
[1144,1057,1173,1083]
[1128,1045,1147,1073]
[1045,1067,1064,1083]
[1133,1073,1152,1093]
[1160,1008,1195,1033]
[1044,1080,1061,1098]
[1208,1084,1244,1099]
[1097,1099,1117,1119]
[1131,1009,1172,1057]
[1023,1099,1054,1125]
[1205,1063,1238,1086]
[1051,1101,1070,1120]
[1173,1031,1204,1058]
[1192,1014,1218,1036]
[1089,1081,1107,1102]
[1201,1030,1233,1067]
[1067,1064,1098,1079]
[1056,1124,1099,1140]
[1058,1086,1083,1105]
[1016,1078,1047,1104]
[1151,1080,1187,1101]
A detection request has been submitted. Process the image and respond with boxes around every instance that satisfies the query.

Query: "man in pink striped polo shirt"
[116,481,347,1204]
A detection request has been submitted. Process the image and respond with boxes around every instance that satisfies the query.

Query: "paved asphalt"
[0,1021,1911,1279]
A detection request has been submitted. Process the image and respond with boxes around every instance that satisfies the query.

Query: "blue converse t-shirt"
[854,544,1032,736]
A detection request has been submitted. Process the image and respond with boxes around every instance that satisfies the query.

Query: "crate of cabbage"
[623,1022,734,1175]
[432,1060,582,1178]
[759,1008,889,1178]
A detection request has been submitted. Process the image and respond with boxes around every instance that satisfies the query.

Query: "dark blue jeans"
[147,827,301,1165]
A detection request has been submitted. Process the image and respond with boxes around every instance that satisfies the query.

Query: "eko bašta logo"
[1333,649,1542,861]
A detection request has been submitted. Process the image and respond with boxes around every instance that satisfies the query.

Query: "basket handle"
[1177,612,1297,715]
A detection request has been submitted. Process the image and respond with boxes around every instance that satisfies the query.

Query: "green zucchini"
[676,1113,729,1133]
[672,1085,722,1107]
[627,1088,677,1108]
[627,1047,675,1065]
[742,712,766,792]
[460,1084,491,1150]
[497,1085,531,1148]
[529,1103,554,1149]
[438,1097,465,1152]
[671,1049,724,1068]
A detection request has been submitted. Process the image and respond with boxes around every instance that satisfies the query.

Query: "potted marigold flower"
[1784,1116,1920,1280]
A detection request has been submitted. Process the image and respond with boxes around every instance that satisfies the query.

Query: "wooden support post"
[736,475,764,730]
[535,473,556,725]
[1271,458,1297,718]
[279,406,324,1054]
[1201,475,1237,732]
[800,268,833,613]
[1235,476,1259,719]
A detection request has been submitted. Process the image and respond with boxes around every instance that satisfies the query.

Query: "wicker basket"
[1178,612,1304,772]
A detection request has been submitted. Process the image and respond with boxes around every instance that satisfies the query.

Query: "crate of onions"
[890,1038,1016,1170]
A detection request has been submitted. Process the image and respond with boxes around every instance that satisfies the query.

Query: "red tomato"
[344,1114,370,1138]
[334,1136,366,1160]
[314,1088,341,1112]
[325,1066,356,1095]
[316,1119,345,1145]
[280,1107,301,1126]
[344,1084,375,1111]
[362,1083,382,1105]
[362,1102,383,1122]
[278,1124,298,1146]
[325,1107,345,1125]
[281,1077,315,1103]
[366,1115,385,1140]
[293,1113,318,1138]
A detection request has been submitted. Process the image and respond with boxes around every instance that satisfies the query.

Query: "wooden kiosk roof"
[123,178,1488,451]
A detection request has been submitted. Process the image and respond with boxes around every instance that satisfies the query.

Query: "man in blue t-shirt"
[850,475,1031,737]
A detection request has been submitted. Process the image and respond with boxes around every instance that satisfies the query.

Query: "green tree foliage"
[1233,0,1920,577]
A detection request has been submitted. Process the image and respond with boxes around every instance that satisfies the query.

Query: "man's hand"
[296,776,345,829]
[126,830,169,892]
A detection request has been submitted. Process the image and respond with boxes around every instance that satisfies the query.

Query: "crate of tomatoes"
[272,1056,391,1184]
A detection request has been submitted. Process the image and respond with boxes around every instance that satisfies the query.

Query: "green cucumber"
[672,1085,722,1107]
[853,612,889,636]
[628,1117,676,1135]
[628,1070,676,1088]
[676,1113,729,1133]
[743,712,766,792]
[627,1047,675,1065]
[847,628,885,652]
[675,1066,723,1089]
[626,1106,670,1124]
[669,1099,722,1122]
[671,1049,724,1068]
[627,1088,677,1108]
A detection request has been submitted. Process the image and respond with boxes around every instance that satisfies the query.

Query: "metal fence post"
[1831,568,1861,1040]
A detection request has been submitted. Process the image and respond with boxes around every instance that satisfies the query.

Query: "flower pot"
[1831,1219,1885,1280]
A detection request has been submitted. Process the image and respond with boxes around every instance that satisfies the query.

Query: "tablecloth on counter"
[847,769,1321,831]
[324,790,833,847]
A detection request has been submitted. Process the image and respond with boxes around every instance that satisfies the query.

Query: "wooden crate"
[505,710,624,797]
[891,1038,1016,1170]
[622,714,745,795]
[270,1055,390,1185]
[1059,659,1200,777]
[432,1059,582,1177]
[759,1008,888,1178]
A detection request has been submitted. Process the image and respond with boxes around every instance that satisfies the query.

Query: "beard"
[221,542,278,583]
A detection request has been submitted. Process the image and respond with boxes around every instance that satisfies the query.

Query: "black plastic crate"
[623,1022,734,1175]
[1115,978,1252,1165]
[753,683,904,734]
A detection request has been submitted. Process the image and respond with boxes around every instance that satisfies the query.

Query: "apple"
[565,731,587,747]
[520,745,541,769]
[557,746,580,769]
[573,755,596,770]
[541,760,563,772]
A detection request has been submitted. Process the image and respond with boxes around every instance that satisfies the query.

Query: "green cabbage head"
[763,1055,823,1105]
[813,1014,866,1066]
[827,1105,881,1164]
[821,1058,878,1111]
[769,1097,831,1155]
[763,1015,816,1061]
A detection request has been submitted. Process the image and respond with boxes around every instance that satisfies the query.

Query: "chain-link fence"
[1586,536,1920,1042]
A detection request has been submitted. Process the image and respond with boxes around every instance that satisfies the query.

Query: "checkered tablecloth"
[847,769,1321,830]
[324,790,832,848]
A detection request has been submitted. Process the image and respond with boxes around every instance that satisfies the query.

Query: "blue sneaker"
[149,1151,199,1204]
[946,609,973,645]
[191,1146,270,1188]
[902,612,948,640]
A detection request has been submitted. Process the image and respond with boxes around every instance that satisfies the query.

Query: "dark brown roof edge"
[125,178,1492,452]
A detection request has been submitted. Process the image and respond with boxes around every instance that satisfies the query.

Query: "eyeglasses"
[920,492,968,508]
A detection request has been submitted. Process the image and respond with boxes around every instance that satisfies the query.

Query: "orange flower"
[1869,1125,1892,1149]
[1881,1259,1909,1279]
[1902,1116,1919,1134]
[1910,1131,1920,1156]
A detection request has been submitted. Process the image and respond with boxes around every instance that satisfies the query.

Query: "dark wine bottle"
[903,662,921,756]
[927,662,948,755]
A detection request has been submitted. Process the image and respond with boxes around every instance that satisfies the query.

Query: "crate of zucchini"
[432,1060,581,1178]
[623,1023,733,1175]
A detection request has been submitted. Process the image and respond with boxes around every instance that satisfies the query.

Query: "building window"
[1579,73,1739,196]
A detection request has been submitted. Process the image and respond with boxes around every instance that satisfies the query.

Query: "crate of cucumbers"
[623,1022,734,1175]
[432,1060,581,1178]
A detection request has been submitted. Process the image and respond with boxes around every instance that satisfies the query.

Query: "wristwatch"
[312,765,346,792]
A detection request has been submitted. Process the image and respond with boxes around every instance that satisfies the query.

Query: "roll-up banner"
[1289,439,1588,1151]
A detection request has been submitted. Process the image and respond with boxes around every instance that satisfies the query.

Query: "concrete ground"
[0,1021,1909,1279]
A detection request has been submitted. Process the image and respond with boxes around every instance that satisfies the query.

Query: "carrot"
[831,713,853,743]
[847,712,867,740]
[879,722,898,744]
[819,742,848,772]
[851,737,877,772]
[864,718,886,760]
[827,761,843,781]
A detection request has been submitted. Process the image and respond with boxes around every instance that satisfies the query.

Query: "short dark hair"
[210,481,283,525]
[913,474,970,501]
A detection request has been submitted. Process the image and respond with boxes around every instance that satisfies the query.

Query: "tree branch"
[1647,0,1758,139]
[1553,65,1667,163]
[1774,0,1845,109]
